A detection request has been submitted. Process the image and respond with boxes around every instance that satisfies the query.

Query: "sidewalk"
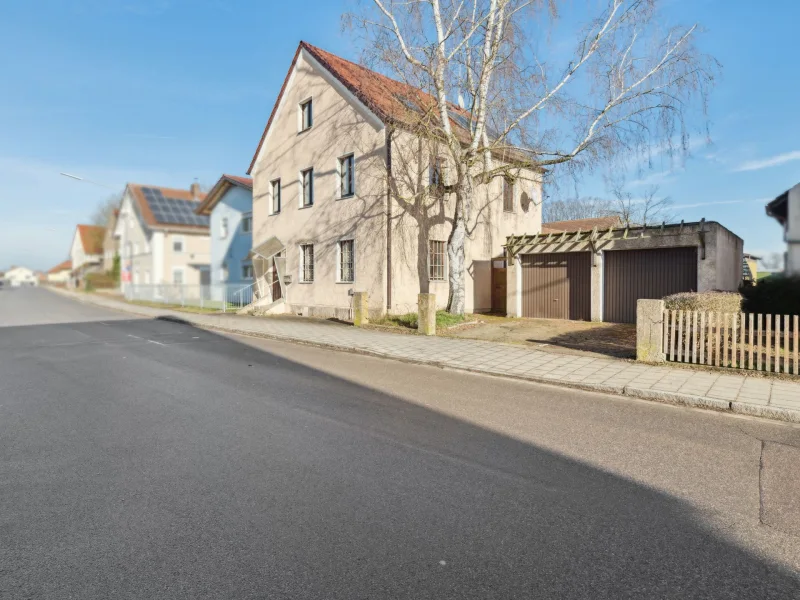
[56,288,800,424]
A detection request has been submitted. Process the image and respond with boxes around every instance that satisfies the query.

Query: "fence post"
[352,292,369,327]
[637,299,666,364]
[418,293,436,336]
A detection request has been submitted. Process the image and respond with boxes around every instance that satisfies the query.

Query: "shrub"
[741,275,800,316]
[663,291,742,313]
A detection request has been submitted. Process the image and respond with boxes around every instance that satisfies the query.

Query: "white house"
[767,183,800,275]
[47,260,72,284]
[69,224,105,287]
[4,266,38,287]
[115,182,211,288]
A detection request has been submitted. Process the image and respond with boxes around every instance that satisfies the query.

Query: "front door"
[271,255,282,301]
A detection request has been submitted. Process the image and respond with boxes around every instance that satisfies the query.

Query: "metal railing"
[124,283,255,313]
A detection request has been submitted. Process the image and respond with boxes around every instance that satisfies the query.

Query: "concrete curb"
[49,287,800,426]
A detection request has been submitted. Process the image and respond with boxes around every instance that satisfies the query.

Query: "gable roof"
[48,259,72,274]
[247,41,532,175]
[126,183,209,232]
[77,225,105,255]
[195,174,253,216]
[541,216,624,234]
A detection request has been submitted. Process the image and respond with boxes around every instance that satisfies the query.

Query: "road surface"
[1,287,799,598]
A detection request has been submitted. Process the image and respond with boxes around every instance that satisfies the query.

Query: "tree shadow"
[1,317,797,599]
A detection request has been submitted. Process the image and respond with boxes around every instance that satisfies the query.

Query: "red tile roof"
[195,175,253,216]
[541,216,623,234]
[77,225,105,255]
[48,259,72,274]
[248,41,513,175]
[127,183,209,231]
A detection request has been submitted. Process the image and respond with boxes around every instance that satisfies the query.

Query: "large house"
[115,182,211,287]
[47,260,72,285]
[766,183,800,275]
[4,266,38,287]
[247,42,541,318]
[70,224,105,286]
[194,175,254,290]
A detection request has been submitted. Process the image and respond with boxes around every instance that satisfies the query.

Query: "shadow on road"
[1,317,797,599]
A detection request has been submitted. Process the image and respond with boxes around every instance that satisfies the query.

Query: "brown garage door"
[604,247,698,323]
[521,252,591,320]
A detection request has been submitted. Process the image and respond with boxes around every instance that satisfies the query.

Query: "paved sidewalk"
[54,289,800,424]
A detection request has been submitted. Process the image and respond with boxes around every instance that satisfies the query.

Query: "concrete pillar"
[418,293,436,335]
[590,251,603,322]
[506,255,522,317]
[353,292,369,327]
[636,299,666,364]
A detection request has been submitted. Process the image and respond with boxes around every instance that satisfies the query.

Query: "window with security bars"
[503,178,515,212]
[300,244,314,282]
[429,240,446,281]
[339,154,355,198]
[338,240,354,283]
[301,168,314,207]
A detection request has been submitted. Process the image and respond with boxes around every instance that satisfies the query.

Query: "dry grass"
[664,291,742,313]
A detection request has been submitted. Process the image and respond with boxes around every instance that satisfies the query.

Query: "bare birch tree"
[347,0,717,314]
[610,182,674,226]
[542,197,617,223]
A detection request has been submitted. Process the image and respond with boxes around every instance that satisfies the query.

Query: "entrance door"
[520,252,591,320]
[271,255,283,301]
[491,258,507,314]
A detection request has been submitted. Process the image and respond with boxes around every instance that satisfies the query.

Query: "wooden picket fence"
[663,310,800,374]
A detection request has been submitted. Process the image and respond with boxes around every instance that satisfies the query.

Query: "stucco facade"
[766,183,800,275]
[250,45,542,317]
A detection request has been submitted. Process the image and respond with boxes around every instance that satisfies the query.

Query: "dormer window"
[299,98,313,132]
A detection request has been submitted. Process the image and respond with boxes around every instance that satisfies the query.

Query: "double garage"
[509,221,743,324]
[520,247,697,323]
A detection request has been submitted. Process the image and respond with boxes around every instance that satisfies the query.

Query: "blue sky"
[0,0,797,271]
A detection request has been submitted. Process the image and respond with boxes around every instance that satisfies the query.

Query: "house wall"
[387,129,543,314]
[209,186,253,286]
[117,192,152,287]
[5,267,38,286]
[786,184,800,275]
[251,50,388,317]
[103,222,119,272]
[47,270,71,284]
[710,226,743,290]
[163,231,211,286]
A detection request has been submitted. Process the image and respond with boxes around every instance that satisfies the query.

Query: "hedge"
[741,275,800,316]
[663,291,742,314]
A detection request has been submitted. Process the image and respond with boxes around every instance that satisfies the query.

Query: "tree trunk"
[446,174,473,315]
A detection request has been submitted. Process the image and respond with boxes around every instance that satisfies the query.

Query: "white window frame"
[172,266,185,285]
[299,243,314,283]
[241,262,254,280]
[220,217,229,239]
[241,212,252,233]
[338,153,355,199]
[300,168,314,208]
[172,235,185,254]
[298,97,313,132]
[336,238,355,284]
[270,179,281,215]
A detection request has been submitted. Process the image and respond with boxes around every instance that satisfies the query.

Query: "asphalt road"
[1,287,799,599]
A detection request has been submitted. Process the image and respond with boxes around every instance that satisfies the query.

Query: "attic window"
[300,99,313,132]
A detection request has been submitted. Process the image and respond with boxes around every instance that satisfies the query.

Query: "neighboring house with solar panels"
[114,182,211,289]
[194,175,254,291]
[246,41,541,318]
[69,224,105,287]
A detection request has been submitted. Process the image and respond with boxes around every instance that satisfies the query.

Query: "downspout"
[385,126,393,311]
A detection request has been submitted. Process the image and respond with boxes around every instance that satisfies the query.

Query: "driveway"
[1,288,798,598]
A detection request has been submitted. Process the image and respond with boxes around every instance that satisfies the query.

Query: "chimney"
[190,182,201,199]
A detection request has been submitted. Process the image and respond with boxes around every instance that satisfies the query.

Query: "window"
[339,154,355,198]
[430,157,445,197]
[301,168,314,207]
[220,263,228,283]
[271,179,281,214]
[241,213,252,233]
[173,268,184,284]
[173,236,184,253]
[220,217,229,239]
[300,243,314,282]
[241,263,254,280]
[503,178,515,212]
[300,99,313,131]
[338,239,355,283]
[429,240,446,281]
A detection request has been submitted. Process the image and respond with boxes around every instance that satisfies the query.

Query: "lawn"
[371,310,469,330]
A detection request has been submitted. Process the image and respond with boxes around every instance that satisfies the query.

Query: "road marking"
[127,334,142,340]
[147,339,166,346]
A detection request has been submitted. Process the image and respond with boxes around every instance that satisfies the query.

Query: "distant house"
[114,182,210,288]
[194,175,254,291]
[5,266,38,287]
[103,209,120,273]
[766,184,800,275]
[47,260,72,285]
[70,224,105,287]
[742,252,761,284]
